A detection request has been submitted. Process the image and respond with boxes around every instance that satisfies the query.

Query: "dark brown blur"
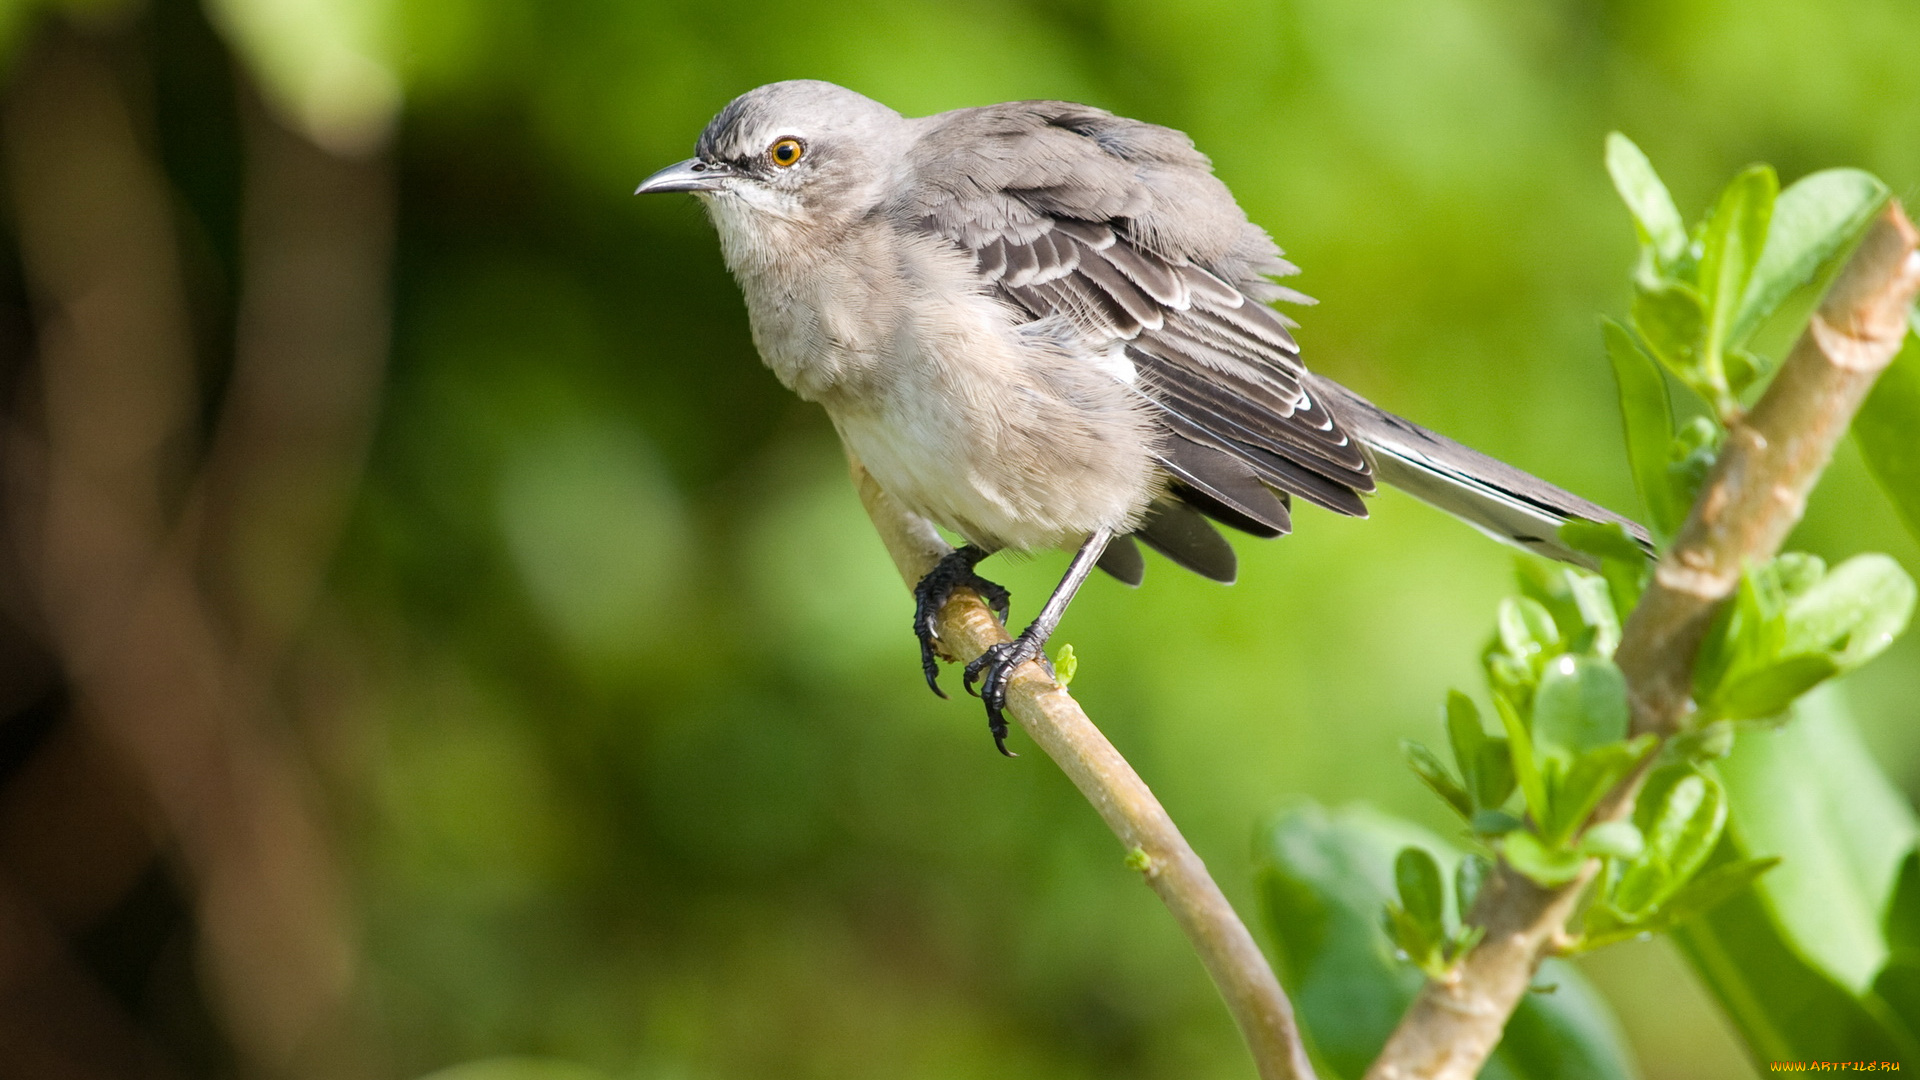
[0,16,386,1078]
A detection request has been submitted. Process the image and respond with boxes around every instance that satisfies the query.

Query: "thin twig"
[1364,201,1920,1080]
[849,458,1319,1080]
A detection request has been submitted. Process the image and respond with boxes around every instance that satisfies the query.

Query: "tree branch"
[1364,201,1920,1080]
[849,458,1319,1080]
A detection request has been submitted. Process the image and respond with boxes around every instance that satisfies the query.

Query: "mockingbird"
[638,80,1649,754]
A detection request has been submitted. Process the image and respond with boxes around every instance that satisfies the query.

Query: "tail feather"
[1310,375,1654,568]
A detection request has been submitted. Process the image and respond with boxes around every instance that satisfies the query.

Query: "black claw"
[919,640,947,699]
[911,546,1009,698]
[964,636,1049,756]
[976,579,1012,624]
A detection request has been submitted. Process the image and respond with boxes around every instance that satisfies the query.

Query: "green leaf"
[1639,766,1727,883]
[1053,643,1078,686]
[1557,520,1650,604]
[1559,515,1651,572]
[1584,855,1782,952]
[1514,561,1593,652]
[1783,553,1916,671]
[1442,691,1514,810]
[1601,319,1682,539]
[1668,719,1736,763]
[1504,829,1588,887]
[1605,132,1687,268]
[1497,596,1562,667]
[1472,808,1524,836]
[1730,347,1778,399]
[1730,168,1891,347]
[1658,856,1781,927]
[1531,655,1630,759]
[1580,821,1645,861]
[1712,653,1840,721]
[1856,332,1920,547]
[1877,853,1920,1028]
[1690,573,1749,710]
[1672,836,1915,1064]
[1473,739,1516,812]
[1697,554,1915,722]
[1485,652,1535,715]
[1666,415,1722,514]
[1258,805,1638,1080]
[1572,566,1622,643]
[1383,901,1441,972]
[1544,736,1658,847]
[1719,688,1920,994]
[1403,740,1473,821]
[1615,766,1728,917]
[1698,166,1778,406]
[1456,853,1492,914]
[1630,280,1707,389]
[1444,690,1483,785]
[1694,560,1809,720]
[1494,691,1549,825]
[1773,551,1829,597]
[1395,846,1446,934]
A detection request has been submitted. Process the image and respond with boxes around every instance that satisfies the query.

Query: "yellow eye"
[769,137,804,167]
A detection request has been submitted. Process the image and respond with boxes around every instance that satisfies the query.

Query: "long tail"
[1310,375,1654,568]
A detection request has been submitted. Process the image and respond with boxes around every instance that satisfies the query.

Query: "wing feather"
[900,99,1373,561]
[1096,532,1146,585]
[1157,434,1291,536]
[1135,498,1237,583]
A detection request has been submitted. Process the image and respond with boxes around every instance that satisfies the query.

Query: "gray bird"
[637,80,1648,754]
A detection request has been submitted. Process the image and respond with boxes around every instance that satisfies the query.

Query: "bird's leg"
[911,544,1011,699]
[965,528,1115,756]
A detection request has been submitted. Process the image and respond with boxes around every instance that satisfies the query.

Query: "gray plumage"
[637,80,1648,747]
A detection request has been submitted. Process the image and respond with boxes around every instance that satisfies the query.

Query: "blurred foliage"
[1257,804,1635,1080]
[1676,689,1920,1060]
[26,0,1920,1076]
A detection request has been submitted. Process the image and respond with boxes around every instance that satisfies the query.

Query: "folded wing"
[900,101,1374,583]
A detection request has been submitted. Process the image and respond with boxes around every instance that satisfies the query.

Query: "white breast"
[822,247,1163,552]
[721,216,1163,553]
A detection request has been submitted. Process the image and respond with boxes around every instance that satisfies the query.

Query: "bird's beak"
[635,158,733,195]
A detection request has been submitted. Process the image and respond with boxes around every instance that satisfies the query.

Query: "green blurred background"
[0,0,1916,1077]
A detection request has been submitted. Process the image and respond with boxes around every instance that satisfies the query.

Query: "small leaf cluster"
[1399,547,1913,968]
[1381,846,1486,980]
[1260,806,1637,1078]
[1602,133,1890,539]
[1405,542,1655,864]
[1694,553,1915,723]
[1572,764,1779,952]
[1489,572,1656,884]
[1396,553,1780,966]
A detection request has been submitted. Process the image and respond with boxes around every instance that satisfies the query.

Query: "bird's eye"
[768,137,804,168]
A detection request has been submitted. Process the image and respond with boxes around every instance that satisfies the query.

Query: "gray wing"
[1307,375,1655,566]
[900,101,1374,582]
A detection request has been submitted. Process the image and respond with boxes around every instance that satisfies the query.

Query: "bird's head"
[637,81,910,269]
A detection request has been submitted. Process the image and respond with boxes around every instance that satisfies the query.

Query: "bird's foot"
[911,546,1010,699]
[963,632,1050,756]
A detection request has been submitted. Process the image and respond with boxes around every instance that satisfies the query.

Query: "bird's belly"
[827,358,1163,553]
[754,235,1164,552]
